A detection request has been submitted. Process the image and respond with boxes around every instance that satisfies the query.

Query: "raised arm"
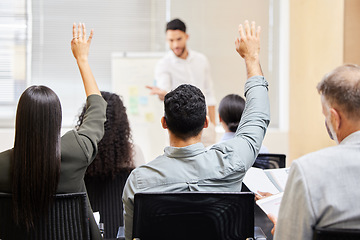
[226,21,269,170]
[71,23,101,97]
[235,20,263,79]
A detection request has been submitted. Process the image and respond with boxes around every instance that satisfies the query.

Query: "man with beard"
[147,19,216,127]
[269,64,360,239]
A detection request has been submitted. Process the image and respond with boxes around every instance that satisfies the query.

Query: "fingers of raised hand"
[77,23,82,39]
[244,20,251,36]
[256,26,261,38]
[72,23,77,38]
[240,20,260,40]
[238,24,245,40]
[88,29,94,43]
[82,23,86,41]
[250,21,256,36]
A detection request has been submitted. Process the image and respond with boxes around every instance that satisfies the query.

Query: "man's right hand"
[146,86,167,101]
[235,20,263,78]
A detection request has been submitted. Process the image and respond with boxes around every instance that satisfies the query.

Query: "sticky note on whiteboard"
[145,112,154,122]
[139,96,148,105]
[129,86,139,96]
[129,96,139,115]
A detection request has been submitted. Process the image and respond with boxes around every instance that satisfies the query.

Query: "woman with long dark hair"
[76,91,145,238]
[0,23,106,240]
[77,91,135,177]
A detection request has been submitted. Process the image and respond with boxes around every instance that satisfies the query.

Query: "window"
[0,0,167,127]
[31,0,167,126]
[0,0,28,125]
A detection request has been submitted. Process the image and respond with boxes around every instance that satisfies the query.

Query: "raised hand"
[235,20,261,60]
[235,20,263,78]
[71,23,94,62]
[71,23,100,97]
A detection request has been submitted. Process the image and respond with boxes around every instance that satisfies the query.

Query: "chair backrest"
[312,226,360,240]
[132,192,255,240]
[253,153,286,169]
[85,171,131,239]
[0,192,90,240]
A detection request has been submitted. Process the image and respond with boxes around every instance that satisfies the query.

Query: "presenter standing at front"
[147,19,216,144]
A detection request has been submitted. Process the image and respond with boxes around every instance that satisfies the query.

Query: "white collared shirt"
[155,49,216,106]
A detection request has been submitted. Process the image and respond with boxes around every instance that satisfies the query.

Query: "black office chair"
[253,153,286,169]
[85,171,130,239]
[132,192,255,240]
[0,192,90,240]
[312,226,360,240]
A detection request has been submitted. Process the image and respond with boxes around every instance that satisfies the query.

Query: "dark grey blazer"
[0,94,107,240]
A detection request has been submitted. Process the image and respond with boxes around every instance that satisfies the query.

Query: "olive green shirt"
[0,94,107,240]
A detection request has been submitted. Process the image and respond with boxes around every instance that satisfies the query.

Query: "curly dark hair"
[76,91,134,178]
[164,84,207,140]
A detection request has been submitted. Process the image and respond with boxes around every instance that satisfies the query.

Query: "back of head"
[317,64,360,121]
[77,91,134,178]
[164,84,207,140]
[12,85,62,230]
[166,18,186,33]
[218,94,245,132]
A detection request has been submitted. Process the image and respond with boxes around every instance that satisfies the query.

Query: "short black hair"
[164,84,206,140]
[166,18,186,33]
[218,94,245,132]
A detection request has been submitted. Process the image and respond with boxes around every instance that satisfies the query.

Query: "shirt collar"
[340,130,360,145]
[164,142,206,158]
[169,49,193,63]
[220,132,235,142]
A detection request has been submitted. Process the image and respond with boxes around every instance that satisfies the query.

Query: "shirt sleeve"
[72,94,107,163]
[122,171,138,240]
[202,57,216,106]
[221,76,270,170]
[274,160,316,240]
[209,75,270,182]
[155,58,172,92]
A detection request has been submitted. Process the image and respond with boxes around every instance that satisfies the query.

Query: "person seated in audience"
[269,64,360,239]
[0,23,106,240]
[218,93,269,153]
[76,91,145,238]
[122,20,270,240]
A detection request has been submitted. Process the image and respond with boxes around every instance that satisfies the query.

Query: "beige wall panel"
[344,0,360,65]
[289,0,344,162]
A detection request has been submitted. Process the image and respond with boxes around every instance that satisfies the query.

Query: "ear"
[185,33,189,40]
[329,108,341,131]
[161,116,168,129]
[203,116,209,129]
[219,114,223,123]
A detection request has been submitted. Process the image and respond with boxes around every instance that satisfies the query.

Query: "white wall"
[171,0,290,158]
[0,0,290,162]
[0,129,15,152]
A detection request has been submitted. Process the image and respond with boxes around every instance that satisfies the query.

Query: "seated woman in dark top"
[0,23,106,240]
[76,91,144,238]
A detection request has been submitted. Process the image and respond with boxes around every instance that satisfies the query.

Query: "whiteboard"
[112,52,167,163]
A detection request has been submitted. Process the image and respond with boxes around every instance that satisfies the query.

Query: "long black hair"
[12,85,62,230]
